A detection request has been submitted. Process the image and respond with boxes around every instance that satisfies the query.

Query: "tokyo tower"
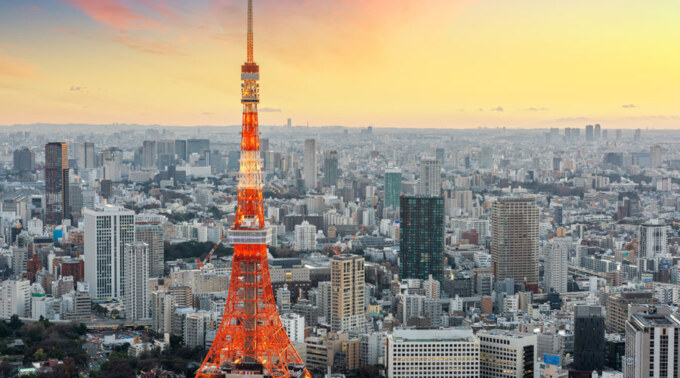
[196,1,310,377]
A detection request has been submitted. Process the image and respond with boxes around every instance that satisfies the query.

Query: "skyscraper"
[491,198,539,286]
[135,214,166,278]
[45,142,70,225]
[13,148,35,174]
[650,144,663,168]
[400,196,445,281]
[417,157,441,197]
[84,206,135,299]
[303,138,317,189]
[123,242,149,321]
[384,169,402,211]
[322,150,339,187]
[624,310,680,378]
[585,125,594,141]
[543,238,569,293]
[573,305,605,373]
[330,254,365,334]
[480,146,493,169]
[638,221,667,259]
[594,123,601,140]
[142,140,157,169]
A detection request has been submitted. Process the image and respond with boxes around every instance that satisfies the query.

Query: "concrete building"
[606,291,657,333]
[84,206,135,299]
[417,157,441,197]
[123,242,149,321]
[151,290,174,334]
[330,254,365,334]
[386,328,480,377]
[323,150,339,187]
[184,312,206,349]
[478,330,537,378]
[295,221,317,251]
[135,214,165,278]
[0,279,30,318]
[491,198,540,286]
[625,311,680,378]
[303,138,317,189]
[281,312,305,344]
[543,238,569,293]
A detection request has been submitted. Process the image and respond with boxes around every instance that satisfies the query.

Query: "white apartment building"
[84,206,135,299]
[124,242,150,321]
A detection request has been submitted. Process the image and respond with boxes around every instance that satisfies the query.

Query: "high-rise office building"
[478,330,536,378]
[322,150,339,187]
[594,123,601,140]
[174,139,187,161]
[13,148,35,173]
[303,138,317,189]
[638,221,666,258]
[387,328,480,377]
[187,139,210,158]
[142,140,157,169]
[435,147,445,166]
[650,144,663,168]
[480,146,494,169]
[135,214,165,278]
[400,196,445,281]
[624,311,680,378]
[573,305,605,373]
[543,238,569,293]
[491,198,539,286]
[330,254,365,334]
[384,169,402,211]
[123,242,149,321]
[585,125,594,141]
[73,142,96,170]
[417,157,441,196]
[606,291,657,333]
[84,205,135,299]
[45,142,70,225]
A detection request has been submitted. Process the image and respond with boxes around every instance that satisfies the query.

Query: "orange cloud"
[64,0,159,31]
[0,53,41,78]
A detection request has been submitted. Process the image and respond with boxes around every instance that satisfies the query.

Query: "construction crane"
[196,233,228,269]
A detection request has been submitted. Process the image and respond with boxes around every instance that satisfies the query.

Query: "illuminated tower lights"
[196,1,310,377]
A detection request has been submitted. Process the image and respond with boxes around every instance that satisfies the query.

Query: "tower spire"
[195,1,310,376]
[247,0,254,63]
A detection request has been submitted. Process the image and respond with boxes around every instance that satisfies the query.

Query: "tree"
[9,314,22,330]
[33,348,48,361]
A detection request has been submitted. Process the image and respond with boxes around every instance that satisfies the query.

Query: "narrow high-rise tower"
[196,1,309,377]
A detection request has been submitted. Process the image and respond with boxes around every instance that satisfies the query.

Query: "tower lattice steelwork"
[196,1,310,377]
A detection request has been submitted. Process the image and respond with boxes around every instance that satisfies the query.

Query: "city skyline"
[1,0,679,129]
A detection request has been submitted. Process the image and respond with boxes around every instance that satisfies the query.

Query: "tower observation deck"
[196,1,310,377]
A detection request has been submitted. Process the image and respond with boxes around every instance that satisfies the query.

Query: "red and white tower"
[196,1,310,377]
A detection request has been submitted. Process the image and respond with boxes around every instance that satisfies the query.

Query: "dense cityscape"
[2,0,680,377]
[2,123,680,377]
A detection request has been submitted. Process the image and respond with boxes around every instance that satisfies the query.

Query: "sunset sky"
[0,0,678,128]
